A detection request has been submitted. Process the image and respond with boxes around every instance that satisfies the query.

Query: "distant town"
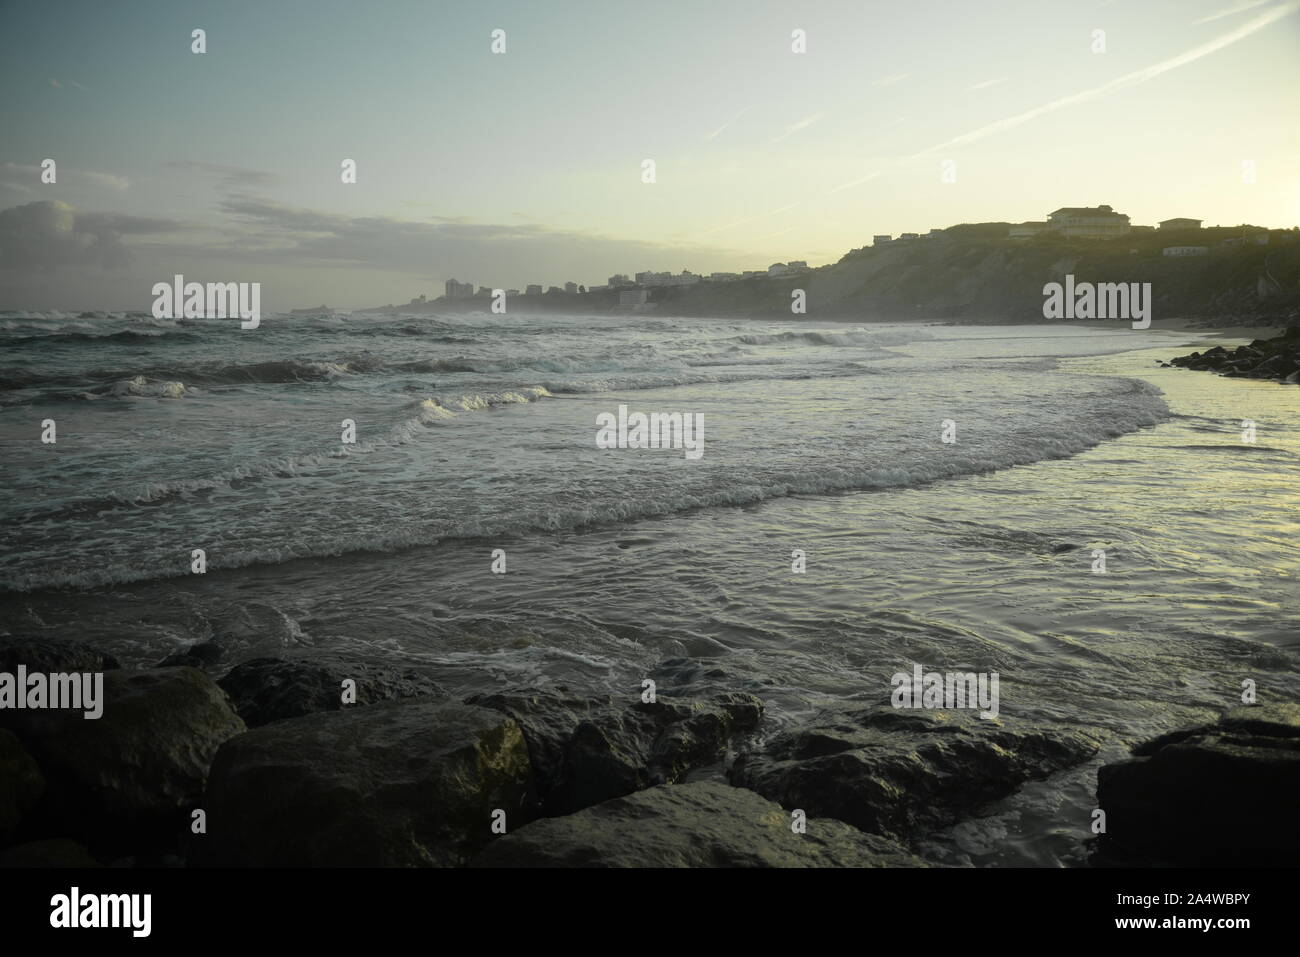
[324,204,1289,317]
[444,206,1271,299]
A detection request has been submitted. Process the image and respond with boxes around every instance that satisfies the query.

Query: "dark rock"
[472,780,927,868]
[466,687,763,816]
[197,699,531,867]
[0,839,102,868]
[0,637,120,674]
[156,641,224,671]
[2,668,244,854]
[730,706,1104,844]
[1095,702,1300,865]
[1170,327,1300,382]
[217,655,446,727]
[0,729,44,842]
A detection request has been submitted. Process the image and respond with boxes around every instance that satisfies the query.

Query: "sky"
[1,0,1298,311]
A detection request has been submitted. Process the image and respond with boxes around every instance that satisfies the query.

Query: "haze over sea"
[2,310,1297,864]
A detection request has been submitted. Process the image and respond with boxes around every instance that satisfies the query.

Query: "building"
[506,289,520,297]
[1159,218,1202,230]
[873,235,891,245]
[927,228,944,238]
[525,284,543,296]
[1046,205,1130,239]
[444,278,474,298]
[898,232,920,241]
[742,270,764,278]
[787,260,808,270]
[476,286,493,297]
[1009,221,1050,239]
[1162,246,1209,257]
[709,272,740,281]
[564,282,578,294]
[619,289,649,306]
[608,274,631,287]
[767,263,790,276]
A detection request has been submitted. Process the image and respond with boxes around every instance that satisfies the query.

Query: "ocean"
[1,310,1297,865]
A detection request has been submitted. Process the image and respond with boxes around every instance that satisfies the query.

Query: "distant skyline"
[1,0,1298,310]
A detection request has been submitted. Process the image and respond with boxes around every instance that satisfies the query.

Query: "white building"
[1046,205,1130,239]
[1162,246,1209,257]
[873,234,891,245]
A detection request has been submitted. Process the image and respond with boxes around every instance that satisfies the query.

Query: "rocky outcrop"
[1167,325,1300,382]
[465,688,763,816]
[0,839,102,868]
[1095,703,1300,866]
[1,667,244,855]
[472,780,927,868]
[0,637,120,674]
[730,706,1105,844]
[196,699,530,867]
[0,730,43,842]
[216,655,446,727]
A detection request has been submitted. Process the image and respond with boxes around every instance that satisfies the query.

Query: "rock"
[0,637,120,674]
[465,687,763,816]
[472,780,927,868]
[730,706,1104,844]
[2,667,245,854]
[156,641,224,671]
[0,729,44,842]
[217,655,446,727]
[0,839,102,868]
[197,699,530,867]
[1169,327,1300,383]
[1095,702,1300,865]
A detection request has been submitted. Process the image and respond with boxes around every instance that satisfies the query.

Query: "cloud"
[966,77,1009,91]
[912,0,1299,158]
[0,201,178,272]
[0,163,129,191]
[1192,0,1274,25]
[163,160,277,188]
[873,73,911,87]
[771,112,825,144]
[706,105,752,141]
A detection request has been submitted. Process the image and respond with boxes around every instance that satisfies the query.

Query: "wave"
[3,380,1169,592]
[8,387,555,525]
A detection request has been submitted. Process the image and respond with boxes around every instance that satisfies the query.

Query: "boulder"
[197,699,530,867]
[0,839,101,868]
[155,641,224,671]
[0,729,44,842]
[730,706,1104,843]
[465,687,762,816]
[0,637,120,674]
[217,655,446,727]
[472,780,927,868]
[1095,702,1300,865]
[2,667,244,854]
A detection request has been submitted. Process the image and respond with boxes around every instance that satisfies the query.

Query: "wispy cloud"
[0,162,129,191]
[706,105,752,141]
[873,73,911,87]
[771,112,825,144]
[966,77,1009,92]
[163,160,277,189]
[696,201,802,236]
[912,0,1299,158]
[827,171,883,195]
[1192,0,1274,25]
